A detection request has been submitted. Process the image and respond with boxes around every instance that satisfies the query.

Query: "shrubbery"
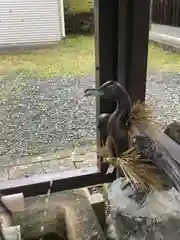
[64,0,94,34]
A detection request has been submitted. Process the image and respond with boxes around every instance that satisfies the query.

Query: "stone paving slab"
[151,24,180,38]
[150,24,180,52]
[0,145,97,181]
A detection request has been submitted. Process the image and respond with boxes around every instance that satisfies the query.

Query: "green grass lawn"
[0,35,180,78]
[64,0,93,13]
[148,43,180,72]
[0,36,95,78]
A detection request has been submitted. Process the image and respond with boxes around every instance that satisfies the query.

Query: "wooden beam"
[164,121,180,146]
[0,167,113,197]
[137,123,180,192]
[139,123,180,161]
[83,188,105,230]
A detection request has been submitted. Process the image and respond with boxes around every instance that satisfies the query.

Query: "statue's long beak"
[84,88,103,97]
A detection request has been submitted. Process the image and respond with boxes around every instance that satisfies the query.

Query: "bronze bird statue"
[84,81,132,157]
[85,81,180,195]
[85,81,139,188]
[97,113,111,145]
[97,113,117,163]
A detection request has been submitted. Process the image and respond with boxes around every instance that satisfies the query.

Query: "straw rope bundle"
[99,146,167,192]
[130,100,160,130]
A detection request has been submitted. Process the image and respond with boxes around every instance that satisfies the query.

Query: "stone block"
[108,178,180,240]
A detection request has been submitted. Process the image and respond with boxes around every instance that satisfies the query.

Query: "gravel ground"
[146,72,180,125]
[0,75,97,161]
[0,72,180,166]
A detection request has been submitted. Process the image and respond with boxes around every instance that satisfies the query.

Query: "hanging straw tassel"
[104,146,168,192]
[131,101,155,127]
[98,142,168,192]
[129,100,160,137]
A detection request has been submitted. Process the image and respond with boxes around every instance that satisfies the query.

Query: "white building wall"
[0,0,64,46]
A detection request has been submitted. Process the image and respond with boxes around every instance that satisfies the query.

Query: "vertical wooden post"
[126,0,150,103]
[94,0,118,114]
[94,0,118,173]
[117,0,129,87]
[118,0,150,103]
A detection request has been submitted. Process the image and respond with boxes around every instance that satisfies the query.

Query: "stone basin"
[11,189,104,240]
